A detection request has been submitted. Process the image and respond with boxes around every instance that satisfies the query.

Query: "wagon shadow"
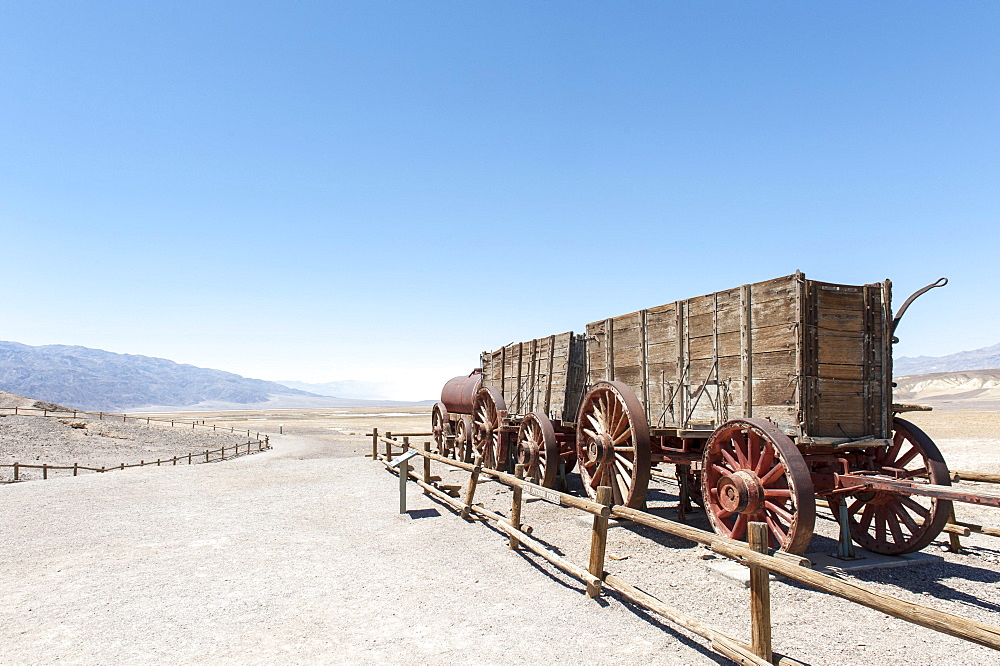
[846,558,1000,614]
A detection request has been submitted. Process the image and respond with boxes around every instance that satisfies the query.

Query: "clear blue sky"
[2,2,997,399]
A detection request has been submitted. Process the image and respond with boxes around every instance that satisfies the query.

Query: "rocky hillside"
[894,369,1000,410]
[0,341,319,412]
[894,342,1000,375]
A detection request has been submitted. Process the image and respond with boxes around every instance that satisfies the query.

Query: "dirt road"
[0,432,722,665]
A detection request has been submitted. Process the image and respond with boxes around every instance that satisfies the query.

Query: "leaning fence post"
[586,485,613,599]
[748,521,772,662]
[371,428,379,460]
[509,464,526,550]
[460,454,484,520]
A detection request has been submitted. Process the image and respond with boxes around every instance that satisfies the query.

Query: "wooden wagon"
[436,272,994,555]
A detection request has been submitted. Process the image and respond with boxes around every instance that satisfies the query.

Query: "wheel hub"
[587,433,614,466]
[716,470,765,514]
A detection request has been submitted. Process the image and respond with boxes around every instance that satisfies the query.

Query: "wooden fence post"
[205,450,209,462]
[371,428,379,459]
[422,441,431,493]
[399,456,409,514]
[100,412,104,420]
[748,521,772,662]
[43,464,48,480]
[120,463,124,470]
[188,452,192,464]
[460,454,484,520]
[74,463,78,476]
[13,462,18,480]
[384,432,393,462]
[509,464,526,550]
[586,485,613,599]
[221,446,225,460]
[948,506,962,553]
[173,456,177,465]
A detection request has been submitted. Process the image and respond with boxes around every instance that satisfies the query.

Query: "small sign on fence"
[388,450,419,469]
[525,484,562,505]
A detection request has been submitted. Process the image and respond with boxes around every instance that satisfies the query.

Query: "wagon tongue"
[836,474,1000,508]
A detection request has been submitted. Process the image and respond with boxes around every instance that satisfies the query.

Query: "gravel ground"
[3,412,1000,664]
[0,414,256,481]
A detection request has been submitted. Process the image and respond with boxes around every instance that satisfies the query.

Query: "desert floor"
[1,407,999,664]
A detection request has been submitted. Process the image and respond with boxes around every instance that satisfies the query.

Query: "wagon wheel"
[575,381,651,508]
[829,418,952,555]
[431,402,451,456]
[472,387,508,470]
[515,412,559,488]
[454,415,474,463]
[702,419,815,554]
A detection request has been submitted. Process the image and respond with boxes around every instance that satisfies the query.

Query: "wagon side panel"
[746,275,800,433]
[644,303,678,427]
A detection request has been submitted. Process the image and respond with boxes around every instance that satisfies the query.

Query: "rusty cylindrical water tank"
[441,369,483,415]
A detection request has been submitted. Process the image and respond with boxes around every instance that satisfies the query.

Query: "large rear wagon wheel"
[472,387,508,470]
[575,381,651,509]
[702,419,816,554]
[516,412,559,488]
[829,418,952,555]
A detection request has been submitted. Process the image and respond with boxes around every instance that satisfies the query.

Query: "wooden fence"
[0,407,272,482]
[1,439,270,482]
[0,405,268,440]
[371,429,1000,665]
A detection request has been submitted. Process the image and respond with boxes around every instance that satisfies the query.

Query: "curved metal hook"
[891,277,948,339]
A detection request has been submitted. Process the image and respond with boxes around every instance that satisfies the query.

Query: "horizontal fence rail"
[371,429,1000,664]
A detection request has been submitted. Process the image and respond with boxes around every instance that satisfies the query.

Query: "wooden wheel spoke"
[887,507,906,544]
[765,514,788,546]
[765,500,794,524]
[746,430,762,470]
[732,432,749,468]
[615,453,634,472]
[848,498,865,515]
[730,513,749,541]
[759,461,787,486]
[612,427,632,445]
[859,503,876,531]
[902,466,928,480]
[712,463,732,477]
[763,488,792,499]
[891,499,919,535]
[874,506,887,542]
[895,445,920,469]
[720,449,741,472]
[899,495,931,520]
[754,444,774,476]
[886,430,905,463]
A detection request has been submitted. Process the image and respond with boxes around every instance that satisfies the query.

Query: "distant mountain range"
[894,343,1000,376]
[0,341,427,412]
[894,370,1000,411]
